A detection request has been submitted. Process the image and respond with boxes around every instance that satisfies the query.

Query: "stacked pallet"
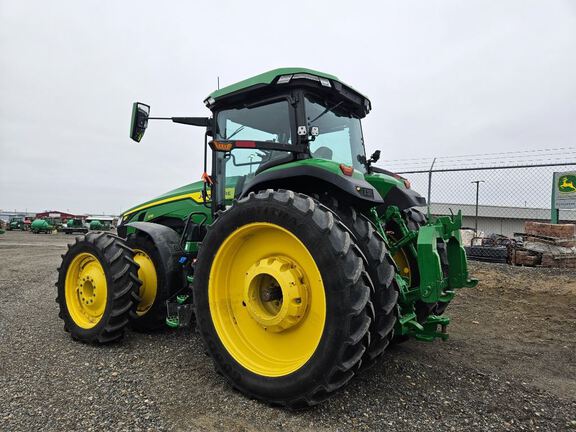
[524,222,576,245]
[513,250,540,266]
[513,222,576,268]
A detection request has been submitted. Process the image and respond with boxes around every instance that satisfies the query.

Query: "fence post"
[471,180,485,235]
[551,172,559,224]
[427,158,436,219]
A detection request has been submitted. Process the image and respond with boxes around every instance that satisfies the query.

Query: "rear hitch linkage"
[371,206,478,341]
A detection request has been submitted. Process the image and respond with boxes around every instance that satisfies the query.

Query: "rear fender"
[381,186,426,211]
[240,164,383,206]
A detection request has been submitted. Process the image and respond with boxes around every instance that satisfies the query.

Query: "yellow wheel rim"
[209,222,326,377]
[133,249,157,316]
[393,248,412,285]
[64,253,108,329]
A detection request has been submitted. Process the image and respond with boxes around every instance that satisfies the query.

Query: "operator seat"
[312,146,333,160]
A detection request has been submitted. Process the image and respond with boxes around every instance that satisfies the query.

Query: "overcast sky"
[1,0,575,214]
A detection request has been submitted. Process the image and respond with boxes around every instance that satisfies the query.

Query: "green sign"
[554,171,576,210]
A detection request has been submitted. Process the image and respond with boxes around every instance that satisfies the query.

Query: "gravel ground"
[1,231,575,431]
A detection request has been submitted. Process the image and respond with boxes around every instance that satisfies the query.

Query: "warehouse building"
[34,211,78,220]
[426,203,576,237]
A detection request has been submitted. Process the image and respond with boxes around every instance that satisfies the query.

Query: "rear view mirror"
[130,102,150,142]
[369,150,381,163]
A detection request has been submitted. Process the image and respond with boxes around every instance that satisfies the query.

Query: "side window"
[305,95,366,172]
[223,119,283,143]
[216,100,293,144]
[309,130,353,165]
[216,100,294,199]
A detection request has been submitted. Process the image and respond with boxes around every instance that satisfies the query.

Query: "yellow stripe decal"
[122,188,235,218]
[122,192,207,217]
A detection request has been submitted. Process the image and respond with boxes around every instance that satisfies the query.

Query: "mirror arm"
[147,117,210,127]
[173,117,210,127]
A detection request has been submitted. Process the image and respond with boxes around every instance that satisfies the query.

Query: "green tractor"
[88,220,104,231]
[56,68,476,407]
[7,216,26,231]
[86,217,112,231]
[62,218,88,234]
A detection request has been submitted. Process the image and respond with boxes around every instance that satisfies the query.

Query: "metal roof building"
[423,203,576,237]
[34,211,79,220]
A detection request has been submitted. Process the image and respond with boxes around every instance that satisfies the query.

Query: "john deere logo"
[558,174,576,193]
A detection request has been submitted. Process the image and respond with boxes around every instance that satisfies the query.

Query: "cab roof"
[204,67,371,115]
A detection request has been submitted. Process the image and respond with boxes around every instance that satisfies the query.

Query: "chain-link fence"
[385,148,576,264]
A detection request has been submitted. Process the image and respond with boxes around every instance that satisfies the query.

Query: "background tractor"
[7,216,28,231]
[62,218,88,234]
[88,220,105,231]
[56,68,476,407]
[86,217,113,231]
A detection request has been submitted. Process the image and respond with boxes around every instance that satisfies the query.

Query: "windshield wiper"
[308,101,344,124]
[226,125,246,140]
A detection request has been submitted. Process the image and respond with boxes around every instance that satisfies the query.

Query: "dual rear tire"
[193,190,397,407]
[311,193,398,368]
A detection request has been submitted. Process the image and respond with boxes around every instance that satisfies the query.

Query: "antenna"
[217,76,220,90]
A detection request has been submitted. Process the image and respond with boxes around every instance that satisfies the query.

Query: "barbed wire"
[383,146,576,163]
[383,147,576,171]
[386,153,576,168]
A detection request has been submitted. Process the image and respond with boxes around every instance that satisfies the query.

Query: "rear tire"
[313,193,398,369]
[56,232,141,343]
[194,190,372,407]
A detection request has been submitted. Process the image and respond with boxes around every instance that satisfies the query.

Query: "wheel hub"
[78,276,97,305]
[243,256,308,332]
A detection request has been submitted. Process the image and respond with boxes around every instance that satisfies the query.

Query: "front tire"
[56,232,141,343]
[194,190,372,407]
[126,234,178,331]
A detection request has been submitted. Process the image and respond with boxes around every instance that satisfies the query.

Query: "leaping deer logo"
[559,176,576,192]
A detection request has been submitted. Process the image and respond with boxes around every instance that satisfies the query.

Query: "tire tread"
[194,190,372,408]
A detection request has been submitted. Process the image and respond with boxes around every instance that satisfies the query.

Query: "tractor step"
[165,295,193,328]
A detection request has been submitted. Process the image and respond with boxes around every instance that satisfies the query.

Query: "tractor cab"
[204,69,374,211]
[128,68,420,216]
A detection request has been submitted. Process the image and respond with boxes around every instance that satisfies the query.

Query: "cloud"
[1,0,575,213]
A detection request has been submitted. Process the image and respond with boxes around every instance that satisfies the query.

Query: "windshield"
[305,95,366,173]
[215,99,294,202]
